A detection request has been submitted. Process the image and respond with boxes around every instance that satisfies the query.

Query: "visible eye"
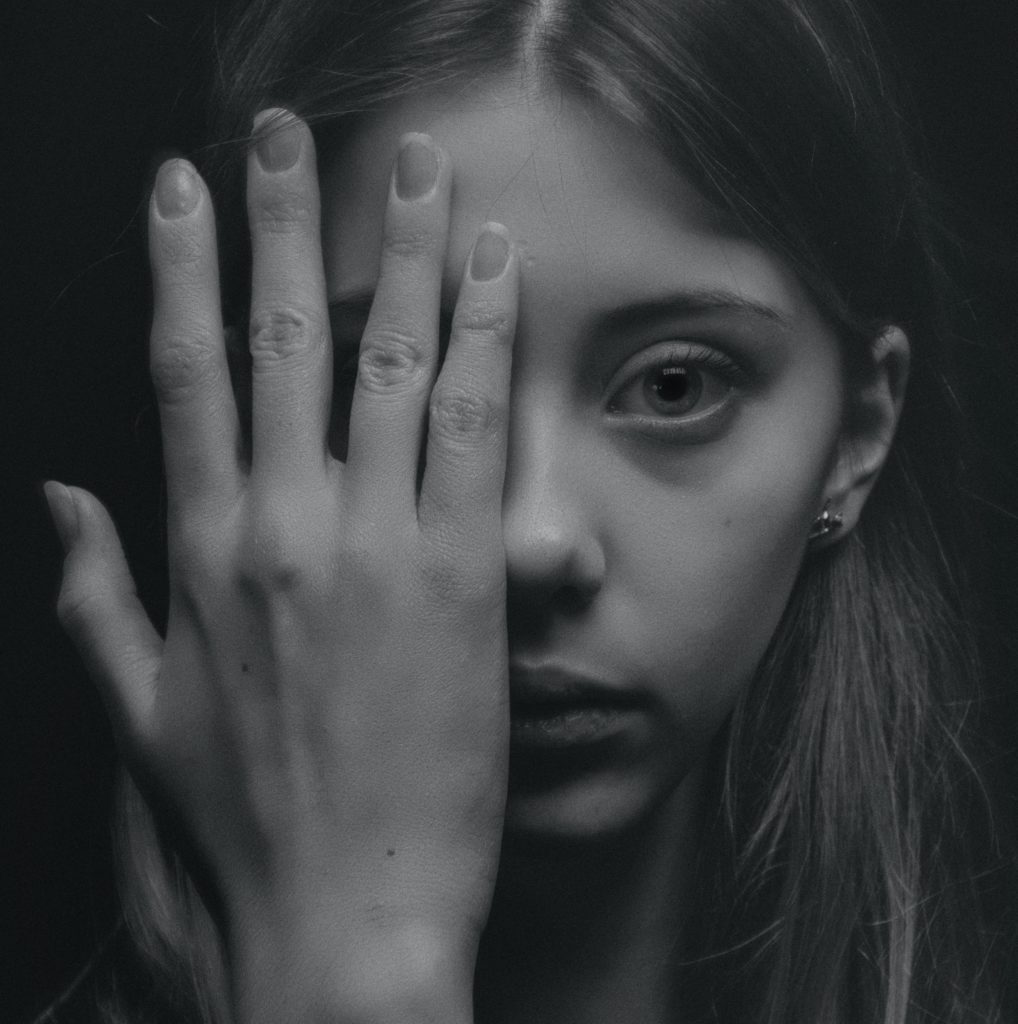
[632,363,705,416]
[606,341,746,437]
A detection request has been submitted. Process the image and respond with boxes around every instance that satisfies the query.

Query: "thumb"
[45,481,163,751]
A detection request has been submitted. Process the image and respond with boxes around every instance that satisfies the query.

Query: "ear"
[815,325,910,546]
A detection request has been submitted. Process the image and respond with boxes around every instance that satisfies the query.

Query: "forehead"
[319,73,810,319]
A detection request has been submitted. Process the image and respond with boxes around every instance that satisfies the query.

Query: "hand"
[45,111,518,1023]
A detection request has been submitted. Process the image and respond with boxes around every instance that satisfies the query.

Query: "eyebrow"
[600,289,791,332]
[328,287,791,329]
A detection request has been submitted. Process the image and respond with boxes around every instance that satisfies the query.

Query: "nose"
[501,408,606,618]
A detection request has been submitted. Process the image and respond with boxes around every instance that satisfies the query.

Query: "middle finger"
[247,109,332,483]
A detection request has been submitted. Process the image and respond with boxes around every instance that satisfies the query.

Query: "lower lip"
[509,703,640,748]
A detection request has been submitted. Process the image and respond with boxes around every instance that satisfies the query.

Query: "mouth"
[508,665,646,748]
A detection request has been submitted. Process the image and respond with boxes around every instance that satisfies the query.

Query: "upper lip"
[508,664,642,708]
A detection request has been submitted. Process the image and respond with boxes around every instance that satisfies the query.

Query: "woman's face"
[320,75,846,842]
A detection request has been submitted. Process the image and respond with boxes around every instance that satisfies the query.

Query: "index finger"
[417,223,518,542]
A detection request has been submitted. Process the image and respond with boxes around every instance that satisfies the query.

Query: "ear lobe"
[815,325,910,545]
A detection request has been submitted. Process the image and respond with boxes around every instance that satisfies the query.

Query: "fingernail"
[254,109,302,172]
[469,225,510,282]
[155,161,199,219]
[395,135,438,201]
[43,481,79,554]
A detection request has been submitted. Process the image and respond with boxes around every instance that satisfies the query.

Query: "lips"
[508,665,646,748]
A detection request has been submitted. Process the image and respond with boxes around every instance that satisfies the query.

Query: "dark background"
[4,0,1018,1020]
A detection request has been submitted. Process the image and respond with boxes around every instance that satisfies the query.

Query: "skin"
[318,74,908,1024]
[324,75,844,840]
[44,70,907,1024]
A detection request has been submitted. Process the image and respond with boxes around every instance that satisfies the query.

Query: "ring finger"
[343,133,452,518]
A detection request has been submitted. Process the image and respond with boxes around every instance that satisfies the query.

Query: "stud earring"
[809,501,843,541]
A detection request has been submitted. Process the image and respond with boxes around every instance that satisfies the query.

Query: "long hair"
[87,1,1014,1021]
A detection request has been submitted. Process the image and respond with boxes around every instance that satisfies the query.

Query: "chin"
[502,752,693,848]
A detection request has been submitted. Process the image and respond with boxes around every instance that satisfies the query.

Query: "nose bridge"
[502,386,605,595]
[503,376,576,519]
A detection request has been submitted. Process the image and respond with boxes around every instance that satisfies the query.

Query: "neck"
[475,768,705,1024]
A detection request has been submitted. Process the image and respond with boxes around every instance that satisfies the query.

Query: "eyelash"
[605,341,748,435]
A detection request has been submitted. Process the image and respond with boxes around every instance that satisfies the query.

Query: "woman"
[40,0,1016,1020]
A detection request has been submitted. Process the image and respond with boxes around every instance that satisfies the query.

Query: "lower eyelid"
[606,395,740,444]
[603,357,745,442]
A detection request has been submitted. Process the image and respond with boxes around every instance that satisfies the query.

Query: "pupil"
[653,366,689,403]
[641,364,703,416]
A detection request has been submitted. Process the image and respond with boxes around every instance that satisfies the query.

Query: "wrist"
[230,915,476,1024]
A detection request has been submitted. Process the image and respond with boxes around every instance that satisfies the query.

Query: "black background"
[4,1,1018,1020]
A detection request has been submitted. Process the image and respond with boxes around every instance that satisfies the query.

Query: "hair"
[57,0,1016,1021]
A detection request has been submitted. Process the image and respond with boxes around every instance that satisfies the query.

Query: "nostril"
[557,583,595,613]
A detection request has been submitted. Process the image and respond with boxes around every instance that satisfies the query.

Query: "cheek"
[610,399,840,751]
[615,512,802,755]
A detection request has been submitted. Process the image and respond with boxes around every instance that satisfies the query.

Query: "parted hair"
[60,0,1015,1021]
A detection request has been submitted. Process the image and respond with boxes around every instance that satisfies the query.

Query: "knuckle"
[429,383,501,441]
[249,187,314,234]
[56,579,107,636]
[452,299,512,339]
[153,229,204,269]
[249,306,326,365]
[150,328,222,402]
[241,560,306,597]
[57,565,134,634]
[236,506,320,596]
[238,547,307,596]
[357,327,428,392]
[382,225,439,262]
